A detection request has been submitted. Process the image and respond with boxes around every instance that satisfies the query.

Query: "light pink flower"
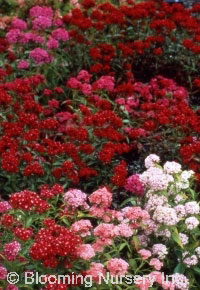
[107,258,129,276]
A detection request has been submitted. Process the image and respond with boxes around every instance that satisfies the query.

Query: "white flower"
[185,201,199,215]
[185,216,199,230]
[152,244,168,260]
[195,247,200,258]
[172,273,189,290]
[153,206,178,226]
[181,170,194,182]
[163,161,182,174]
[144,154,160,169]
[183,255,198,268]
[179,233,189,245]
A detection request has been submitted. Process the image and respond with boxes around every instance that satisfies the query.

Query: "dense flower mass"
[1,1,200,289]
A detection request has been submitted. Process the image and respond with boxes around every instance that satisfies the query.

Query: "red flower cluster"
[30,224,82,268]
[10,190,49,213]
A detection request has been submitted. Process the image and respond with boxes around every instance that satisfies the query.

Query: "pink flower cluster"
[116,95,139,113]
[0,265,7,279]
[107,258,129,276]
[3,241,21,261]
[71,219,92,237]
[29,6,53,19]
[32,16,52,30]
[0,201,11,213]
[86,263,105,283]
[51,28,69,41]
[124,174,144,196]
[93,76,115,92]
[77,244,95,260]
[64,189,89,210]
[11,18,27,30]
[29,48,53,65]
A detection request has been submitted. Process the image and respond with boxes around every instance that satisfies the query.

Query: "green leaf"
[173,263,186,274]
[171,227,183,249]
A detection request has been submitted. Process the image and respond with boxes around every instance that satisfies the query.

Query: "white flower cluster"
[179,233,189,245]
[152,244,168,260]
[185,217,199,230]
[172,273,189,290]
[183,255,198,268]
[153,206,179,226]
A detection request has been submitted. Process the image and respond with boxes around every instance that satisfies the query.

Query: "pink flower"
[53,19,64,27]
[6,285,19,290]
[77,70,91,83]
[107,258,129,276]
[6,29,22,43]
[125,174,144,196]
[149,258,163,270]
[52,28,69,41]
[71,220,92,237]
[11,18,27,30]
[89,187,112,208]
[116,98,125,105]
[3,241,21,261]
[0,201,11,213]
[67,77,82,89]
[29,6,53,19]
[138,249,152,260]
[17,60,29,69]
[93,76,115,92]
[114,223,133,237]
[81,83,92,95]
[77,244,95,260]
[32,16,52,30]
[86,262,105,283]
[64,189,89,210]
[29,48,52,65]
[48,99,59,109]
[0,266,7,279]
[47,37,59,49]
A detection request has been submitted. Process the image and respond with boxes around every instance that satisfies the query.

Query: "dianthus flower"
[17,60,29,69]
[124,174,144,196]
[185,217,199,230]
[0,266,7,279]
[29,6,53,19]
[64,189,89,210]
[144,154,160,169]
[51,28,69,41]
[6,29,22,43]
[152,244,168,260]
[71,220,92,237]
[0,201,11,213]
[3,241,21,261]
[107,258,129,276]
[163,161,182,174]
[183,255,198,268]
[86,263,105,283]
[77,244,95,260]
[153,206,179,226]
[138,249,152,260]
[47,37,59,49]
[29,48,52,65]
[93,76,115,92]
[11,18,27,30]
[9,190,49,213]
[172,273,189,290]
[184,201,199,215]
[32,16,52,30]
[30,224,81,268]
[149,258,163,270]
[89,187,112,208]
